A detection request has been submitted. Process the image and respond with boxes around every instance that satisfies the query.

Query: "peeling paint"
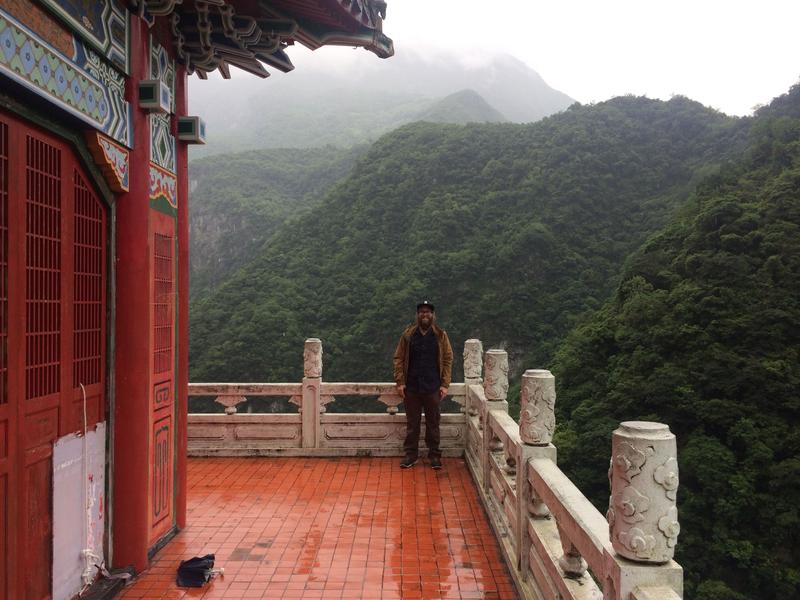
[53,422,106,600]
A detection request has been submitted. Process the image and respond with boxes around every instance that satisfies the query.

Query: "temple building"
[0,1,392,598]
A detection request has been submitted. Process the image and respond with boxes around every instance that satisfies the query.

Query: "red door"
[149,214,175,545]
[0,111,107,600]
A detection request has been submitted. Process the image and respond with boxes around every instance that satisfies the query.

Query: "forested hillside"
[413,89,507,124]
[189,146,367,298]
[552,85,800,598]
[189,96,747,385]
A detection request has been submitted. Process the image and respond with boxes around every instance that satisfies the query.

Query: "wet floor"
[117,457,518,599]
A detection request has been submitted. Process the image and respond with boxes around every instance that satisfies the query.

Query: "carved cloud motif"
[658,506,680,548]
[614,441,648,482]
[654,457,679,500]
[614,485,650,524]
[618,527,656,560]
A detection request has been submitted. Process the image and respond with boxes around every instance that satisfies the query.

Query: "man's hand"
[397,384,405,399]
[439,386,448,400]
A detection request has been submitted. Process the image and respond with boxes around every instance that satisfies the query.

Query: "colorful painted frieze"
[0,9,132,147]
[150,37,176,173]
[150,163,178,209]
[37,0,129,74]
[85,131,130,192]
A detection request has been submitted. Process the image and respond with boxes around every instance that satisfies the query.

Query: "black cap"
[416,300,435,312]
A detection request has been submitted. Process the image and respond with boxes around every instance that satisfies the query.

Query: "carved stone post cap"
[463,339,484,379]
[523,369,553,378]
[617,421,673,439]
[520,369,556,445]
[303,338,323,378]
[483,349,509,401]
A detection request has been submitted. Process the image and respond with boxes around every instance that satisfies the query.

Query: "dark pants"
[403,390,441,459]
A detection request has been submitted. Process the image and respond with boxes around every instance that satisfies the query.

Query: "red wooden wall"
[0,111,107,600]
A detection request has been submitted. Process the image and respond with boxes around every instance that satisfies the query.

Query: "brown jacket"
[393,323,454,388]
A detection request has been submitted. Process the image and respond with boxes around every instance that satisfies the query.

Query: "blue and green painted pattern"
[38,0,129,74]
[0,9,131,147]
[149,36,176,173]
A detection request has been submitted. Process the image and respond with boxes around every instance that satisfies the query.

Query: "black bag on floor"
[176,554,216,587]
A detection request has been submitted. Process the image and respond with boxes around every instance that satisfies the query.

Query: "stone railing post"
[517,369,558,579]
[301,338,323,448]
[463,339,483,417]
[606,421,680,597]
[482,349,508,492]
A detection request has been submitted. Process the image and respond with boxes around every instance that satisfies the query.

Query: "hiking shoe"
[430,457,442,470]
[400,457,418,469]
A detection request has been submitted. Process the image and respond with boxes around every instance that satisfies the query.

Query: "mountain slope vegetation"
[552,85,800,598]
[189,96,747,385]
[413,89,507,124]
[189,145,367,298]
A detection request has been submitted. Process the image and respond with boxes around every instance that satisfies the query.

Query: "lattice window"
[0,121,7,405]
[73,171,104,387]
[25,135,61,400]
[153,233,173,375]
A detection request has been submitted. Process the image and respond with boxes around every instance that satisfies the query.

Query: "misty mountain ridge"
[414,89,507,124]
[189,51,573,157]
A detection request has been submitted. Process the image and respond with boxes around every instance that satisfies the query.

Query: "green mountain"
[189,96,747,386]
[552,86,800,598]
[189,146,367,299]
[188,53,573,157]
[414,89,507,124]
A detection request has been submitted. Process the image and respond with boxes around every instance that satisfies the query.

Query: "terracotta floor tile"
[120,457,517,599]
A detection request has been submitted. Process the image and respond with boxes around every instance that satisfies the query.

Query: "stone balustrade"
[188,338,683,599]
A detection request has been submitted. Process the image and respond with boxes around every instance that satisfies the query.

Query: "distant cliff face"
[188,52,574,157]
[188,146,367,300]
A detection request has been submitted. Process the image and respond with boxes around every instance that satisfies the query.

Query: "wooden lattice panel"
[153,233,173,375]
[72,170,105,388]
[25,135,62,401]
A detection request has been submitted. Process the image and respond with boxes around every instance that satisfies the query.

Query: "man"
[393,300,454,469]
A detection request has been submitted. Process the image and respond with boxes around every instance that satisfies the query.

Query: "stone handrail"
[460,343,683,600]
[188,338,684,599]
[188,340,467,456]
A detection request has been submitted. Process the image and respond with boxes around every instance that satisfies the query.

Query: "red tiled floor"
[118,457,518,599]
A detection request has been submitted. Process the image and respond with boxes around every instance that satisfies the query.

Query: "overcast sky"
[281,0,800,117]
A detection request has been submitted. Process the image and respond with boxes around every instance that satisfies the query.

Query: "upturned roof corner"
[135,0,393,79]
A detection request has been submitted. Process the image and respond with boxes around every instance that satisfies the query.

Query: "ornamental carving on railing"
[654,457,679,500]
[319,395,334,414]
[528,482,550,518]
[214,395,247,414]
[378,393,403,414]
[304,338,323,378]
[519,369,556,445]
[483,349,508,401]
[463,339,483,380]
[608,421,679,563]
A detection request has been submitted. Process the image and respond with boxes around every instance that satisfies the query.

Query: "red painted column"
[174,65,188,530]
[112,14,151,572]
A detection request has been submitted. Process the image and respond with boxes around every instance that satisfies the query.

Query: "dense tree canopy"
[190,96,746,388]
[189,146,367,299]
[552,85,800,599]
